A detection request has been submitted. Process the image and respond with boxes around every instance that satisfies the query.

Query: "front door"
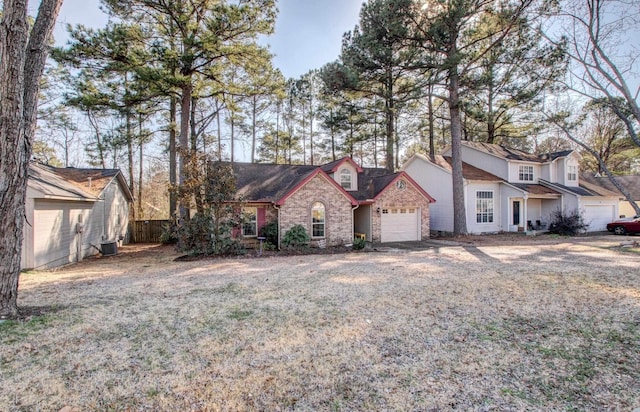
[512,200,521,226]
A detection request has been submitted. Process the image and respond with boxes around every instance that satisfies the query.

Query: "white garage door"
[34,200,78,268]
[381,207,420,242]
[583,205,615,232]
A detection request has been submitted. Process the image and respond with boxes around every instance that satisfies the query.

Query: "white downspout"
[351,203,359,242]
[274,204,281,249]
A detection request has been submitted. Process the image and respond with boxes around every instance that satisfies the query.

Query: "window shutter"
[257,207,266,231]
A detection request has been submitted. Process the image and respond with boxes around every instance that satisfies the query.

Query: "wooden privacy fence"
[130,220,170,243]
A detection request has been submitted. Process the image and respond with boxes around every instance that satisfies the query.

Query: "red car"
[607,216,640,235]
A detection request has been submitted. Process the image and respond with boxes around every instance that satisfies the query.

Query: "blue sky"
[53,0,363,79]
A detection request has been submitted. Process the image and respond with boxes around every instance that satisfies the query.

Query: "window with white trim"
[567,165,577,181]
[339,168,352,190]
[311,202,325,238]
[242,207,257,237]
[476,191,494,223]
[519,165,534,181]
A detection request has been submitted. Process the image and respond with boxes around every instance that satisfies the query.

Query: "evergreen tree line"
[35,0,640,221]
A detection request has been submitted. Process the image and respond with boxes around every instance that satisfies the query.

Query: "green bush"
[282,224,310,248]
[352,237,366,250]
[159,222,178,244]
[548,208,589,236]
[260,220,279,245]
[176,212,245,256]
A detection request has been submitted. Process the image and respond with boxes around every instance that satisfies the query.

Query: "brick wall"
[371,178,431,242]
[279,173,353,247]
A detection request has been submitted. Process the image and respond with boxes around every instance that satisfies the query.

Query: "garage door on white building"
[583,204,616,231]
[380,207,420,242]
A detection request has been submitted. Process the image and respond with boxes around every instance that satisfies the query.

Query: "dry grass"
[1,236,639,411]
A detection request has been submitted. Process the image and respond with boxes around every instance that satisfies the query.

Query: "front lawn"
[1,240,639,410]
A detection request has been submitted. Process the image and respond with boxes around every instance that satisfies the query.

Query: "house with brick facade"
[230,157,435,247]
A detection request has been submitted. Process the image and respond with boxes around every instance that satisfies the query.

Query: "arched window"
[340,168,352,190]
[311,202,325,238]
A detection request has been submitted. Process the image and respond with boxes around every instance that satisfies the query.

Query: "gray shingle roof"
[231,162,317,202]
[509,183,561,196]
[581,174,640,199]
[29,162,133,202]
[462,141,573,163]
[228,160,406,203]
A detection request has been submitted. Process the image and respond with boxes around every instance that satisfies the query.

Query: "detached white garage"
[22,162,133,270]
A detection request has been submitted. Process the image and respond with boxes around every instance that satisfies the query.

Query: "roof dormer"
[322,157,363,191]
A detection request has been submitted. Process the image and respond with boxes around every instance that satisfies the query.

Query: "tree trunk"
[230,104,235,163]
[179,82,192,219]
[138,140,143,219]
[87,110,106,168]
[427,84,435,160]
[251,95,257,163]
[169,96,177,218]
[126,111,135,220]
[0,0,63,318]
[216,99,222,160]
[275,100,280,162]
[309,95,314,165]
[301,101,306,165]
[486,65,495,144]
[373,111,378,168]
[385,70,395,172]
[330,108,336,161]
[449,66,468,236]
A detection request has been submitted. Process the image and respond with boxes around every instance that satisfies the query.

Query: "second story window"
[567,165,577,181]
[340,168,352,190]
[519,165,534,182]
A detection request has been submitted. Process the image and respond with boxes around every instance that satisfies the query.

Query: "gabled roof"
[29,162,98,201]
[540,179,619,198]
[549,150,575,160]
[28,162,134,202]
[320,157,364,173]
[405,153,504,182]
[231,162,318,203]
[230,159,434,205]
[462,141,574,163]
[580,174,640,199]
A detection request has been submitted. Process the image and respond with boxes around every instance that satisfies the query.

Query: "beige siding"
[23,177,131,270]
[102,182,130,242]
[33,200,94,269]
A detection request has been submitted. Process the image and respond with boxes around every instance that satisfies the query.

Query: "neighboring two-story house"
[230,157,435,247]
[403,141,619,234]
